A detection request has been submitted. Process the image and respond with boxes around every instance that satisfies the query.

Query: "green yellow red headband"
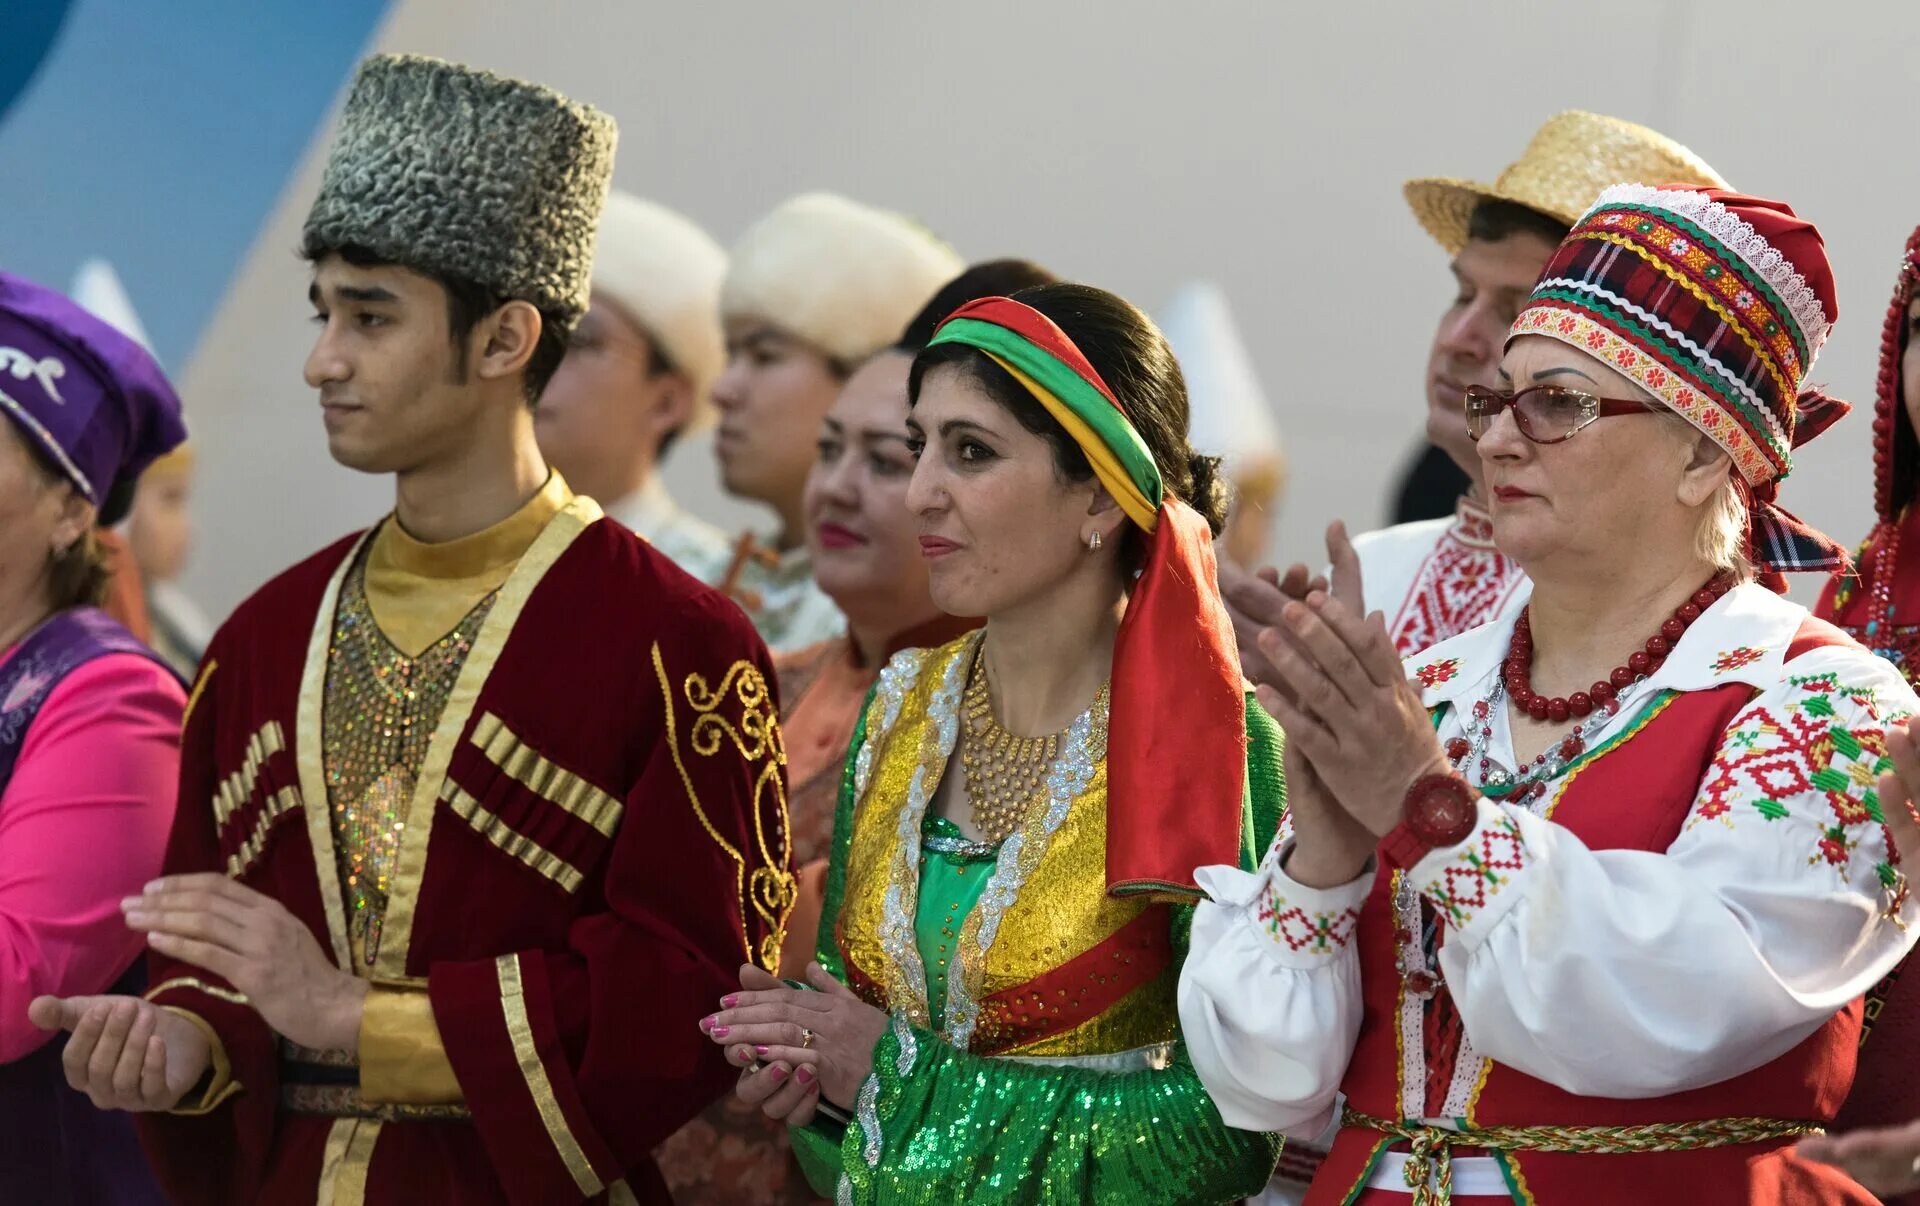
[924,295,1243,900]
[928,299,1164,531]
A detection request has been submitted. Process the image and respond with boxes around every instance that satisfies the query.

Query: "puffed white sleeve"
[1178,813,1373,1138]
[1416,646,1920,1098]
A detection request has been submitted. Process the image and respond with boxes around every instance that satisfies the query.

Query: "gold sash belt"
[1342,1106,1821,1204]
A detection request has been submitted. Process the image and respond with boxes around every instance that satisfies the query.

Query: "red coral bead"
[1527,696,1550,720]
[1560,737,1583,760]
[1446,738,1471,761]
[1661,618,1685,641]
[1610,666,1635,688]
[1547,698,1570,723]
[1591,681,1615,702]
[1628,651,1652,674]
[1693,589,1716,609]
[1678,603,1701,623]
[1646,636,1671,656]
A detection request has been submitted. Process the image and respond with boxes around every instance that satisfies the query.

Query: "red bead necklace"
[1502,572,1731,724]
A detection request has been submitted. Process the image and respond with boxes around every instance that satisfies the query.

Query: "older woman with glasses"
[1182,189,1920,1204]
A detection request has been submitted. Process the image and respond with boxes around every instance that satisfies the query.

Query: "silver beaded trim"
[892,1010,918,1077]
[855,1068,883,1167]
[876,642,970,1024]
[855,649,925,801]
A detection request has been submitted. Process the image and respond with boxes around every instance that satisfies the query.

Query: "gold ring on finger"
[800,1026,816,1050]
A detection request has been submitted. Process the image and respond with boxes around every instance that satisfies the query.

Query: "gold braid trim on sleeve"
[181,658,217,731]
[651,643,796,971]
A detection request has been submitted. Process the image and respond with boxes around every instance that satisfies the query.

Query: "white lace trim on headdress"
[1581,183,1832,367]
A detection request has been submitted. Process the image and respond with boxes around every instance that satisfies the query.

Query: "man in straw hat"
[536,190,736,582]
[1227,109,1728,651]
[32,54,792,1205]
[1222,109,1727,1205]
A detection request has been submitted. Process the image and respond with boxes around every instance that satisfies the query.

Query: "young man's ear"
[473,300,543,382]
[645,372,696,441]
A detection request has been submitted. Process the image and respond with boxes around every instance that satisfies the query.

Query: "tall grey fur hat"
[302,54,617,329]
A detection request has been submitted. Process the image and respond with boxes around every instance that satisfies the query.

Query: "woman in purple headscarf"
[0,271,188,1203]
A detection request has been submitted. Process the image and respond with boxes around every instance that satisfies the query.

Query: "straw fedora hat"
[1404,110,1727,254]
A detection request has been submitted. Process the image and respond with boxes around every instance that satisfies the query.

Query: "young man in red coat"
[30,53,794,1205]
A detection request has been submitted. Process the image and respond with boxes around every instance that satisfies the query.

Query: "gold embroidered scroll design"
[653,646,796,971]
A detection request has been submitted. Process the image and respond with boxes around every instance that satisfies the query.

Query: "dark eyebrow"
[937,418,997,440]
[309,281,398,307]
[1534,365,1599,384]
[1496,366,1513,382]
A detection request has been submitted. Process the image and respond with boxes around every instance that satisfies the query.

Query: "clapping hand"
[1254,523,1450,849]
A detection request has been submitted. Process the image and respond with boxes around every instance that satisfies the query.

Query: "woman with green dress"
[700,283,1285,1203]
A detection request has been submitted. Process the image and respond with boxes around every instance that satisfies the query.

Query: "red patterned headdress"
[1510,186,1851,581]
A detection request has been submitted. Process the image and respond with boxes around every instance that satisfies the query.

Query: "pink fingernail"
[722,994,738,1008]
[795,1066,815,1085]
[766,1064,788,1083]
[699,1015,717,1032]
[754,1045,769,1056]
[711,1025,729,1038]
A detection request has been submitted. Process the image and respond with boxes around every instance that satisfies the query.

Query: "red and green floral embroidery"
[1257,881,1359,956]
[1711,646,1766,675]
[1423,811,1527,928]
[1689,674,1908,916]
[1414,658,1462,689]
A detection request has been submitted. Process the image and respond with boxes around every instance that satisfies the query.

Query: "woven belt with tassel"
[1342,1107,1821,1204]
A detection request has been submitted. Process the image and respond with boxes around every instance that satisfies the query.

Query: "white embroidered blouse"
[1353,494,1530,658]
[1178,583,1920,1139]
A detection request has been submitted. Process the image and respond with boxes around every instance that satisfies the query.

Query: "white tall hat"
[590,191,728,432]
[722,191,963,366]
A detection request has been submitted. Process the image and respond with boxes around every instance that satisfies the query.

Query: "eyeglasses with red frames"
[1464,384,1655,445]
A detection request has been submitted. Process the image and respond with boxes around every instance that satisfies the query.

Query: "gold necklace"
[959,651,1108,844]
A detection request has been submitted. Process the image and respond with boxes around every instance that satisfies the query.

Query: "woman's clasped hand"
[700,961,889,1125]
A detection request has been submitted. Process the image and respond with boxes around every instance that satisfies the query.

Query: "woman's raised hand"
[1255,523,1450,840]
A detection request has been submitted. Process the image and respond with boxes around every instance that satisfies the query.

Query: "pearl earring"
[1087,530,1103,551]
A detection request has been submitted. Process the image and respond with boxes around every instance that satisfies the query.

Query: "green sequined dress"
[790,634,1284,1205]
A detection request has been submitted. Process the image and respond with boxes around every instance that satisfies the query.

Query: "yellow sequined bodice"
[837,634,1177,1059]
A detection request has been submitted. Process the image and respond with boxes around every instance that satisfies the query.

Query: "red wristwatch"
[1382,773,1478,868]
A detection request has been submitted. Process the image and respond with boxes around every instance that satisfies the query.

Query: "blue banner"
[0,0,389,369]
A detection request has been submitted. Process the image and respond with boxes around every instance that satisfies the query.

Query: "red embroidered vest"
[1308,621,1878,1205]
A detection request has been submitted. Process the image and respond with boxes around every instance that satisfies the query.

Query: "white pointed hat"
[1159,281,1281,474]
[70,259,155,356]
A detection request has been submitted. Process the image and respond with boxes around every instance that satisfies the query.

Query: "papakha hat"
[302,54,617,330]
